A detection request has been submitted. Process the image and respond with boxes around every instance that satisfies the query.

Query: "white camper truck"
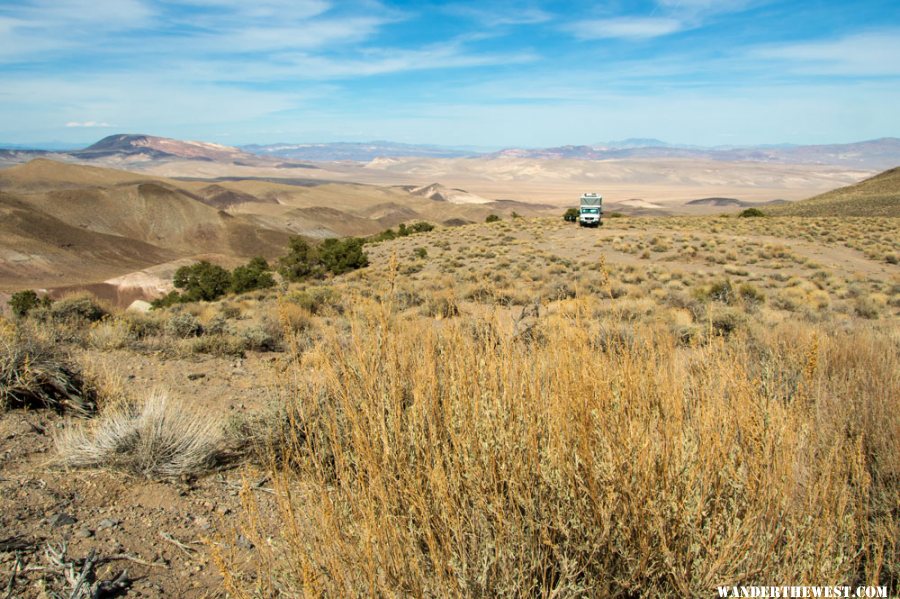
[579,193,602,227]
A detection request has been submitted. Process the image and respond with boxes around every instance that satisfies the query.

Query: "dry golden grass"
[218,290,898,597]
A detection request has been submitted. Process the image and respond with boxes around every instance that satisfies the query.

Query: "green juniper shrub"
[366,221,434,244]
[278,237,322,282]
[367,228,397,243]
[485,214,501,223]
[738,208,765,218]
[414,247,428,259]
[231,257,275,294]
[563,208,579,222]
[318,237,369,276]
[9,290,51,318]
[173,261,231,302]
[151,291,184,309]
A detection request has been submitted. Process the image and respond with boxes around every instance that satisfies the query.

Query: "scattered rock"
[49,513,77,527]
[187,373,206,381]
[76,527,94,538]
[97,518,120,530]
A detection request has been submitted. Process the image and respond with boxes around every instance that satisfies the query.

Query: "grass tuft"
[55,391,225,480]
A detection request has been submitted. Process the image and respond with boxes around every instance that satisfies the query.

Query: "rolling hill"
[768,166,900,217]
[0,161,294,290]
[0,159,546,296]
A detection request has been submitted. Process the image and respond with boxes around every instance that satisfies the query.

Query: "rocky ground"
[0,351,282,598]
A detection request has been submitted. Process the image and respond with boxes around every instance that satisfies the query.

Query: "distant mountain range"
[241,141,474,161]
[242,136,900,168]
[486,138,900,169]
[2,134,900,170]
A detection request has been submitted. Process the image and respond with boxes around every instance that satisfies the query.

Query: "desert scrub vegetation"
[218,295,898,597]
[0,320,94,414]
[48,293,109,325]
[8,289,52,317]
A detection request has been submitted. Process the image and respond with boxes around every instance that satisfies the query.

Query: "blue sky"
[1,0,898,148]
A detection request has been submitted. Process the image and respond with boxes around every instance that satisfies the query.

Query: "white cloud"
[567,17,683,40]
[65,121,112,127]
[310,48,535,78]
[169,0,330,20]
[0,0,155,61]
[445,4,552,27]
[565,0,763,41]
[203,16,390,53]
[15,0,154,28]
[655,0,752,12]
[0,0,394,63]
[752,30,900,76]
[654,0,761,20]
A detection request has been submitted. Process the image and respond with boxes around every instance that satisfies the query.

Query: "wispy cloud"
[65,121,112,128]
[19,0,155,28]
[191,16,391,53]
[0,0,155,61]
[170,40,538,82]
[171,0,330,20]
[445,3,552,27]
[752,30,900,76]
[567,17,683,40]
[654,0,757,18]
[566,0,762,41]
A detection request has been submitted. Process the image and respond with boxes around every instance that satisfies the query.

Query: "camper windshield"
[582,208,599,214]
